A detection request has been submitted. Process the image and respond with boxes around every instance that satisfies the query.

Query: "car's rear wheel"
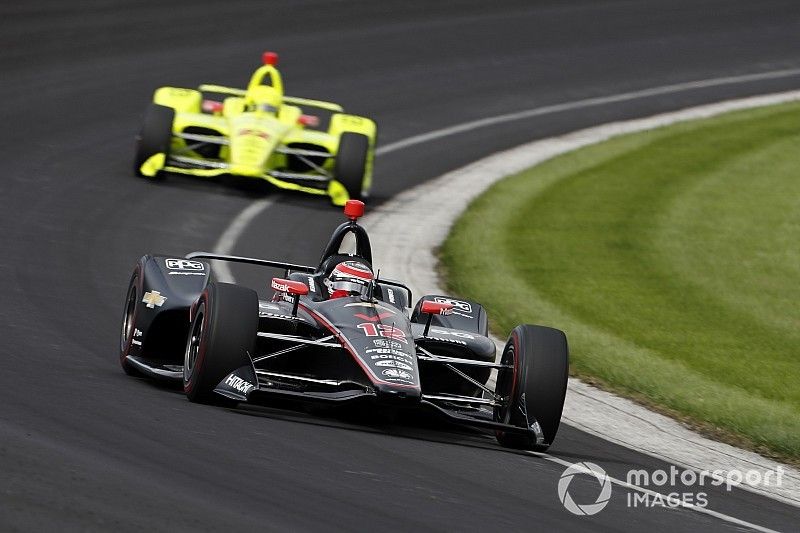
[133,104,174,178]
[183,282,258,405]
[334,132,370,201]
[494,325,569,451]
[119,267,143,376]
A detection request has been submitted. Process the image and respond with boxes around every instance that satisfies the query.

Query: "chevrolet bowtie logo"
[142,290,167,309]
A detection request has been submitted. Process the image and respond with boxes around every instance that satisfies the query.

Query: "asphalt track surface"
[1,1,799,531]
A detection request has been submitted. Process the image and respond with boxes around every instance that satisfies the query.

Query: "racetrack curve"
[1,1,799,530]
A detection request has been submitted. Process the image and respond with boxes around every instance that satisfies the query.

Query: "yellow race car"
[133,52,377,206]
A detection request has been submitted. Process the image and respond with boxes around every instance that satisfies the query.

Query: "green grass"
[441,101,800,461]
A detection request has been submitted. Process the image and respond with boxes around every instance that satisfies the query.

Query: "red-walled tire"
[494,325,569,451]
[119,265,143,376]
[183,282,258,405]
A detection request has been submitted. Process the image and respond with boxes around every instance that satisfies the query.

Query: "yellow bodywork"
[140,57,377,206]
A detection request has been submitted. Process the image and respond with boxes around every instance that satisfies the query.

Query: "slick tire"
[119,264,144,376]
[133,104,174,178]
[494,325,569,451]
[334,132,370,201]
[183,282,258,405]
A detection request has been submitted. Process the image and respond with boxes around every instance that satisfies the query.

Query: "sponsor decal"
[225,374,255,394]
[168,271,205,276]
[375,360,413,371]
[367,351,414,364]
[307,276,317,293]
[366,348,412,357]
[131,339,142,346]
[381,368,412,380]
[372,339,403,350]
[271,280,290,292]
[426,336,467,346]
[258,302,280,310]
[142,291,167,309]
[387,288,396,304]
[259,311,297,320]
[165,259,205,271]
[433,297,473,318]
[134,329,142,337]
[429,327,475,340]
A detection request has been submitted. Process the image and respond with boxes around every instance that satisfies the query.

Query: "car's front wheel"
[119,266,143,376]
[183,282,259,405]
[494,324,569,451]
[133,104,174,178]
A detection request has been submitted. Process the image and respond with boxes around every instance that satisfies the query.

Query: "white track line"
[212,198,273,282]
[375,67,800,156]
[213,71,800,510]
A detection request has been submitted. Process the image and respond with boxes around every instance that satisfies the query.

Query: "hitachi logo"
[225,375,254,394]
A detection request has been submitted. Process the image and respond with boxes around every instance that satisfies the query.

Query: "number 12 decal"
[357,323,408,344]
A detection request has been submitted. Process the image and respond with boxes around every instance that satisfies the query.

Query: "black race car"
[119,200,569,451]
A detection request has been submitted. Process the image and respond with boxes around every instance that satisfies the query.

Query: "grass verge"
[441,101,800,462]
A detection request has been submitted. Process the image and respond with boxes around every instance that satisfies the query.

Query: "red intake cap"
[344,199,365,220]
[262,51,279,66]
[421,301,454,316]
[271,278,309,296]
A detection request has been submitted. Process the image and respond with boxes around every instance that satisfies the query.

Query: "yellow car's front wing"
[139,153,350,206]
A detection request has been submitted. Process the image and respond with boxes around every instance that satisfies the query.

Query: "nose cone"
[228,116,284,175]
[374,382,422,405]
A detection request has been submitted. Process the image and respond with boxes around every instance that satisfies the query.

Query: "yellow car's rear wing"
[198,84,246,96]
[283,96,343,113]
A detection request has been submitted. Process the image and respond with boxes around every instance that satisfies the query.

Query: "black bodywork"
[120,208,563,448]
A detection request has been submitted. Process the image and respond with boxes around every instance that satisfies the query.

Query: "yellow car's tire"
[134,104,174,178]
[334,132,369,200]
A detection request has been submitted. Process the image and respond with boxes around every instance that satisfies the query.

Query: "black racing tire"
[133,104,174,178]
[183,282,258,405]
[334,132,370,201]
[119,265,143,376]
[494,325,569,451]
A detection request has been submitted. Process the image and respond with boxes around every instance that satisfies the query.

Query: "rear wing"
[186,251,413,305]
[186,252,316,276]
[197,84,344,112]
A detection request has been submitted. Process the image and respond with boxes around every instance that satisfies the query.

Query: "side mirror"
[421,301,454,316]
[271,278,309,316]
[421,301,453,336]
[298,114,319,127]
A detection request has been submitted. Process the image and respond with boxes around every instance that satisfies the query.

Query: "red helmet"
[325,261,373,299]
